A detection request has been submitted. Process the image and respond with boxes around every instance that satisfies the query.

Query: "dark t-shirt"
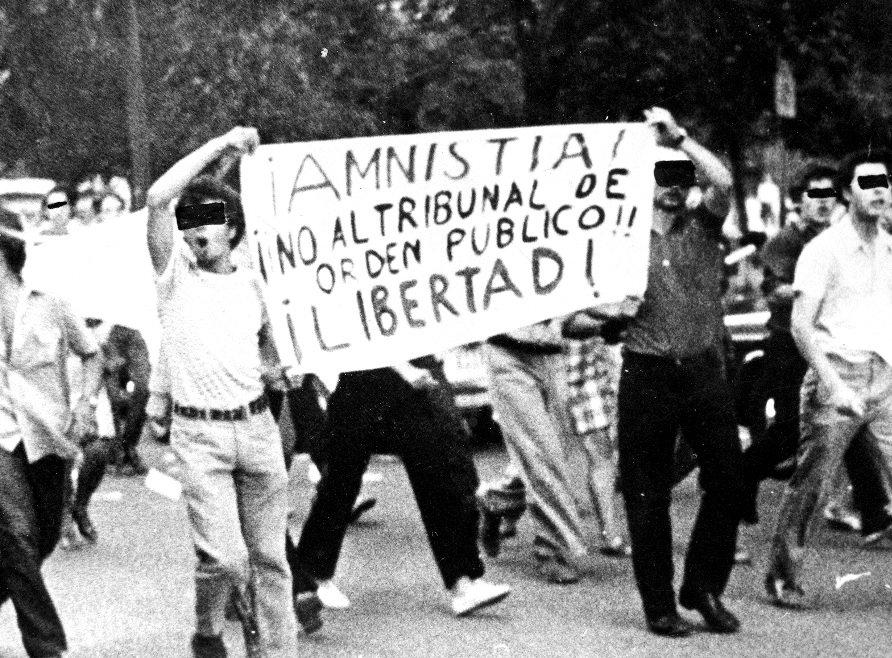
[760,222,822,333]
[624,205,725,358]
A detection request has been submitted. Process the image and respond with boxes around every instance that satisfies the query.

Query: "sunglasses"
[856,174,890,190]
[805,187,837,199]
[175,202,226,231]
[654,160,696,188]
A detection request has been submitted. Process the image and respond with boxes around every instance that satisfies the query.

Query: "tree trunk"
[123,0,150,208]
[726,125,748,235]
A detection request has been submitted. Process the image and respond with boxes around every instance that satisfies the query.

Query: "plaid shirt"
[565,337,620,437]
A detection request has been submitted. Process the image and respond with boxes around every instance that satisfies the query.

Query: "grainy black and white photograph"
[0,1,891,656]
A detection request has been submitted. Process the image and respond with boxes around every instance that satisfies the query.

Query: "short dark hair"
[796,164,838,192]
[837,148,892,192]
[0,209,26,278]
[175,176,245,248]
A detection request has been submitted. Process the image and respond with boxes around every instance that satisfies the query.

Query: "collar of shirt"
[651,210,690,237]
[838,215,892,255]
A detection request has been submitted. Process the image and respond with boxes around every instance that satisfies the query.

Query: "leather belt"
[173,394,268,422]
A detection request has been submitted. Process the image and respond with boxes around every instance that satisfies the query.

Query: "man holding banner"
[146,128,297,657]
[614,108,749,637]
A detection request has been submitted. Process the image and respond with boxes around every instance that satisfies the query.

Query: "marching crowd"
[0,107,890,657]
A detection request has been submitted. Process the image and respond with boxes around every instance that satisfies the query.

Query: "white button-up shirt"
[794,216,892,364]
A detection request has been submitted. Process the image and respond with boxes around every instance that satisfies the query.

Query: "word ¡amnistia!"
[273,130,624,208]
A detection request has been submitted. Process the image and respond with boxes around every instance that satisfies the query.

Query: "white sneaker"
[450,577,511,617]
[316,579,351,609]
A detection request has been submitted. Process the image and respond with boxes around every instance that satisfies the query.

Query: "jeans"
[171,411,297,655]
[296,369,484,590]
[0,445,68,657]
[769,353,892,582]
[484,345,588,560]
[618,348,747,619]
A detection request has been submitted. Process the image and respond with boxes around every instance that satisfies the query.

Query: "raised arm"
[645,107,733,218]
[145,127,259,274]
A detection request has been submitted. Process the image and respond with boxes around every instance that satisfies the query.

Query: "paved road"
[2,440,890,657]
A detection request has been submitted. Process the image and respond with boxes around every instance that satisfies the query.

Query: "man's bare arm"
[145,127,259,274]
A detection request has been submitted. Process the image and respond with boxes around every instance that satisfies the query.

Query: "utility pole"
[123,0,150,208]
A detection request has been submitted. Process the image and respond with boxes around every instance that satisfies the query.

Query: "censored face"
[653,159,695,211]
[844,162,891,222]
[44,190,71,224]
[179,198,235,267]
[800,177,837,227]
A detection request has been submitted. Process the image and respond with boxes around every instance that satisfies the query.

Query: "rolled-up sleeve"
[792,238,829,300]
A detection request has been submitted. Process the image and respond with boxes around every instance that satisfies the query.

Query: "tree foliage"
[0,0,888,188]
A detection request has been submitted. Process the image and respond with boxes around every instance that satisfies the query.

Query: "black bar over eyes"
[654,160,696,187]
[857,175,890,190]
[805,187,837,199]
[175,202,226,231]
[46,200,68,209]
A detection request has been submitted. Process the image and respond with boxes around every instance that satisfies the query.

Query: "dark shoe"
[535,554,580,584]
[349,496,377,524]
[191,632,227,658]
[861,516,892,546]
[599,536,632,558]
[71,505,98,543]
[679,591,740,633]
[646,611,694,637]
[764,573,806,608]
[824,505,862,533]
[124,447,149,476]
[294,591,324,634]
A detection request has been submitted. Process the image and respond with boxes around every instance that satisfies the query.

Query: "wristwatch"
[84,394,100,408]
[668,128,688,149]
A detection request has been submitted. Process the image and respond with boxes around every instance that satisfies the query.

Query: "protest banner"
[23,215,161,359]
[240,123,656,373]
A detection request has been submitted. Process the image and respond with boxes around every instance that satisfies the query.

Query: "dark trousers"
[745,331,808,476]
[103,325,151,454]
[71,436,113,510]
[267,381,327,596]
[295,369,484,590]
[618,349,746,619]
[0,445,68,657]
[743,331,889,521]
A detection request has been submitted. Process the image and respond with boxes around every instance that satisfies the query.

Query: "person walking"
[765,148,892,606]
[0,208,103,658]
[146,127,297,657]
[615,107,749,637]
[292,363,510,616]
